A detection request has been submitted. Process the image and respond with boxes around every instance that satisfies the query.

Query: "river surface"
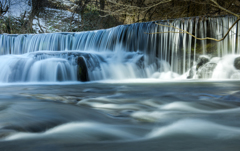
[0,80,240,151]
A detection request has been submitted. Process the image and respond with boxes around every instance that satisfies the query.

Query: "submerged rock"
[77,57,89,82]
[135,56,144,69]
[187,68,194,79]
[234,57,240,70]
[187,56,213,79]
[197,62,217,78]
[196,56,210,71]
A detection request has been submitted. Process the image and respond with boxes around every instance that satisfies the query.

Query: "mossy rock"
[234,57,240,70]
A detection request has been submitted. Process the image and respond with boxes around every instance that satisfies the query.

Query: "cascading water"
[0,15,240,82]
[0,53,77,82]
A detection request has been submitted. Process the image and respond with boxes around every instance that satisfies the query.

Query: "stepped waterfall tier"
[0,15,239,82]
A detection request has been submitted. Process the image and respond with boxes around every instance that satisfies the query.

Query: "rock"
[135,56,144,69]
[77,57,89,82]
[209,57,221,64]
[187,68,194,79]
[47,0,78,11]
[197,62,217,78]
[234,57,240,70]
[196,56,210,71]
[231,73,240,79]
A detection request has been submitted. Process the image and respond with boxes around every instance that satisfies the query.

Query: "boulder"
[197,62,217,79]
[234,57,240,70]
[47,0,77,10]
[187,68,194,79]
[135,56,144,69]
[196,56,210,71]
[77,57,89,82]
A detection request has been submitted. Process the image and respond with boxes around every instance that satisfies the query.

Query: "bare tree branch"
[209,0,240,18]
[100,0,173,17]
[145,18,240,42]
[144,0,240,42]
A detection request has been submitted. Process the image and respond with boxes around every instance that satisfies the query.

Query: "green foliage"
[85,3,98,13]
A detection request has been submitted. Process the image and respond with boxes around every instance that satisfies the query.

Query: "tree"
[101,0,240,21]
[0,0,32,33]
[28,0,48,32]
[71,0,119,31]
[100,0,105,15]
[0,0,10,16]
[100,0,240,41]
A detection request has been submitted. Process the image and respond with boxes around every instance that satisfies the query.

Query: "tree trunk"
[100,0,105,15]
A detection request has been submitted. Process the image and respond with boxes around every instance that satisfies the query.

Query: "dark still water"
[0,81,240,151]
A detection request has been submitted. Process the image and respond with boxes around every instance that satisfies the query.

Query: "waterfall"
[0,15,239,82]
[0,53,77,82]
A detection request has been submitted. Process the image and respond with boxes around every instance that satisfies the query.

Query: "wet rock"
[77,57,89,82]
[187,68,194,79]
[197,62,217,78]
[196,56,210,71]
[231,73,240,79]
[234,57,240,70]
[0,129,16,138]
[136,56,144,69]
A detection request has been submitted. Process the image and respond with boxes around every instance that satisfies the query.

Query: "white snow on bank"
[1,0,81,33]
[3,0,31,17]
[32,7,81,33]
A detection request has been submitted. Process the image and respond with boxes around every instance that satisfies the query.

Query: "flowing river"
[0,81,240,151]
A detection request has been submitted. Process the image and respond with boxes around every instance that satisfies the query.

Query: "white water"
[0,16,240,82]
[5,119,240,141]
[4,122,139,142]
[0,54,77,82]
